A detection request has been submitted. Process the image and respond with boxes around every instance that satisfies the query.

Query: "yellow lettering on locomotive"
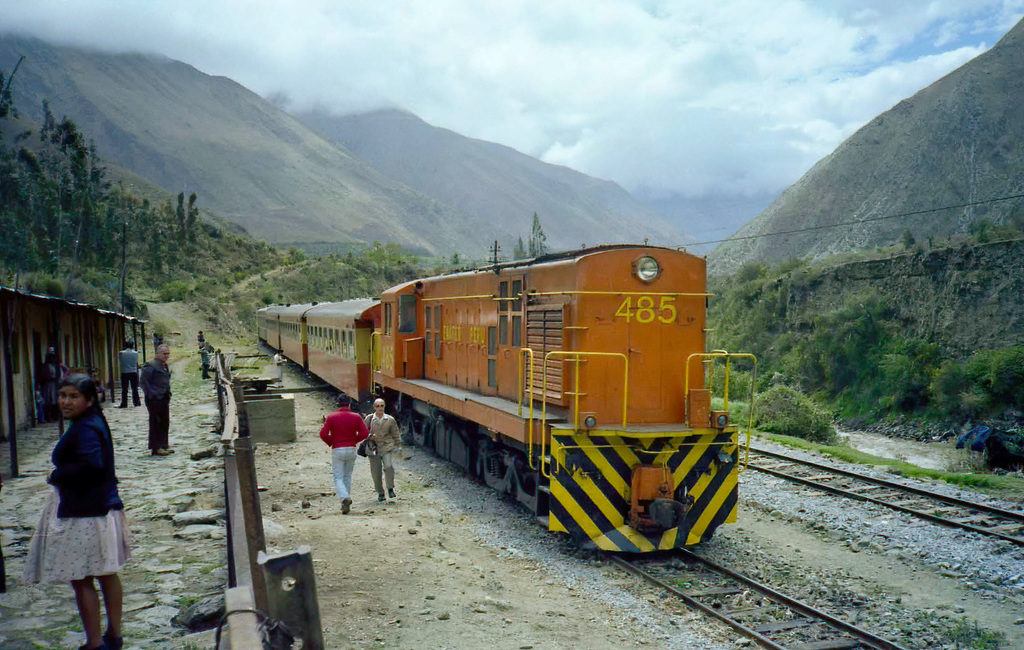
[443,325,461,342]
[469,326,486,345]
[614,295,677,324]
[382,344,395,372]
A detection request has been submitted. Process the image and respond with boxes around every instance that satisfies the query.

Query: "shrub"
[966,346,1024,409]
[158,280,192,302]
[24,273,66,297]
[756,385,836,443]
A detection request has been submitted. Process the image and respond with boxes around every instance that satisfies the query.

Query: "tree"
[513,236,527,260]
[528,212,547,257]
[186,192,198,242]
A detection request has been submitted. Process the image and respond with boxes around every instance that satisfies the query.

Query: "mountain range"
[0,33,683,257]
[709,16,1024,274]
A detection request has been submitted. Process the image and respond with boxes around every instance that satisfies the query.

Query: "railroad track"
[612,551,906,650]
[746,447,1024,547]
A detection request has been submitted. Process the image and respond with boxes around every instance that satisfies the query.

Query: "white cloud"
[3,0,1023,199]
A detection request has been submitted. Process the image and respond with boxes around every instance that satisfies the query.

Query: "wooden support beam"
[259,546,325,650]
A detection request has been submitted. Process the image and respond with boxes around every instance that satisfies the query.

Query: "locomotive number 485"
[614,295,677,324]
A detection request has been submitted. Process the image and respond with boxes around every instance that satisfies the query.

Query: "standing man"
[319,395,369,514]
[364,398,401,503]
[141,344,173,456]
[200,343,212,380]
[117,339,141,408]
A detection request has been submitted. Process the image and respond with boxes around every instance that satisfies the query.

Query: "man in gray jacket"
[141,344,173,456]
[117,339,141,408]
[364,398,402,503]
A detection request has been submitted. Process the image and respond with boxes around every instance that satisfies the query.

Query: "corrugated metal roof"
[0,286,146,323]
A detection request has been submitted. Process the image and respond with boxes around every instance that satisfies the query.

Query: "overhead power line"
[687,192,1024,249]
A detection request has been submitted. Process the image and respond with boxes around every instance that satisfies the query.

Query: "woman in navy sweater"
[24,374,131,650]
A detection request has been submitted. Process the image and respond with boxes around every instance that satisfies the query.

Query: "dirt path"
[147,299,725,648]
[258,365,725,649]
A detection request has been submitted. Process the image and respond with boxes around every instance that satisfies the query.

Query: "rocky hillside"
[769,240,1024,356]
[710,17,1024,274]
[0,33,683,257]
[297,109,685,251]
[0,34,478,254]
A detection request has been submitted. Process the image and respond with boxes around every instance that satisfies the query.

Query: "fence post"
[258,546,325,650]
[223,586,262,650]
[232,385,268,611]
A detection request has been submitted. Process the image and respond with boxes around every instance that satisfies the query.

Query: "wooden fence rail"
[214,352,323,649]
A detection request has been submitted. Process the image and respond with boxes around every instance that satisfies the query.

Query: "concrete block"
[242,394,296,443]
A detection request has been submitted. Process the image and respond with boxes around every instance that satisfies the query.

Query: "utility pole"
[119,221,128,313]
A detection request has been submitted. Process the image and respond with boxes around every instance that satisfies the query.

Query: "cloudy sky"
[5,1,1023,207]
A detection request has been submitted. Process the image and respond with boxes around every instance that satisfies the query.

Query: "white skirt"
[22,487,132,584]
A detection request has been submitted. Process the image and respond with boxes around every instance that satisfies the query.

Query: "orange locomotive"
[260,245,752,552]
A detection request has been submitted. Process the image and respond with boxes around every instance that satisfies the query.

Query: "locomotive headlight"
[584,415,598,429]
[634,256,661,283]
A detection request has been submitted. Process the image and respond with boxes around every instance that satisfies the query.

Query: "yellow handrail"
[517,348,536,469]
[540,351,628,479]
[370,331,382,372]
[683,350,757,470]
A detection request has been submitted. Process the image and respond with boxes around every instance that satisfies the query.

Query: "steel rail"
[609,555,788,650]
[612,552,907,650]
[748,448,1024,547]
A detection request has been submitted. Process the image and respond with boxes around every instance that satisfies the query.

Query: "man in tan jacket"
[364,398,402,503]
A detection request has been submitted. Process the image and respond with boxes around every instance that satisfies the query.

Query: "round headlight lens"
[584,415,598,429]
[635,256,660,282]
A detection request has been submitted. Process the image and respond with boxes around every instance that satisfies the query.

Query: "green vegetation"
[755,385,836,443]
[710,248,1024,429]
[945,616,1005,649]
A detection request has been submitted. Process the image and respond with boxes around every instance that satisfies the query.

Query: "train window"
[487,359,497,387]
[511,280,522,307]
[425,306,432,329]
[398,295,417,333]
[512,315,522,347]
[384,303,392,335]
[487,326,497,355]
[425,332,432,356]
[499,281,508,312]
[499,316,508,345]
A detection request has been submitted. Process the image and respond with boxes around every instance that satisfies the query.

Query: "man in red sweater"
[319,395,370,514]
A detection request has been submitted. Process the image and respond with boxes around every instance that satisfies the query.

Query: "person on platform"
[364,398,401,503]
[23,373,131,650]
[199,343,212,380]
[140,344,173,456]
[117,340,140,408]
[39,348,67,422]
[319,395,369,514]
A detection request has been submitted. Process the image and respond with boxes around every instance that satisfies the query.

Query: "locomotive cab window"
[398,295,417,333]
[384,303,392,335]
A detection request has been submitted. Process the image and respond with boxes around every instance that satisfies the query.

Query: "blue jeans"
[331,447,357,502]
